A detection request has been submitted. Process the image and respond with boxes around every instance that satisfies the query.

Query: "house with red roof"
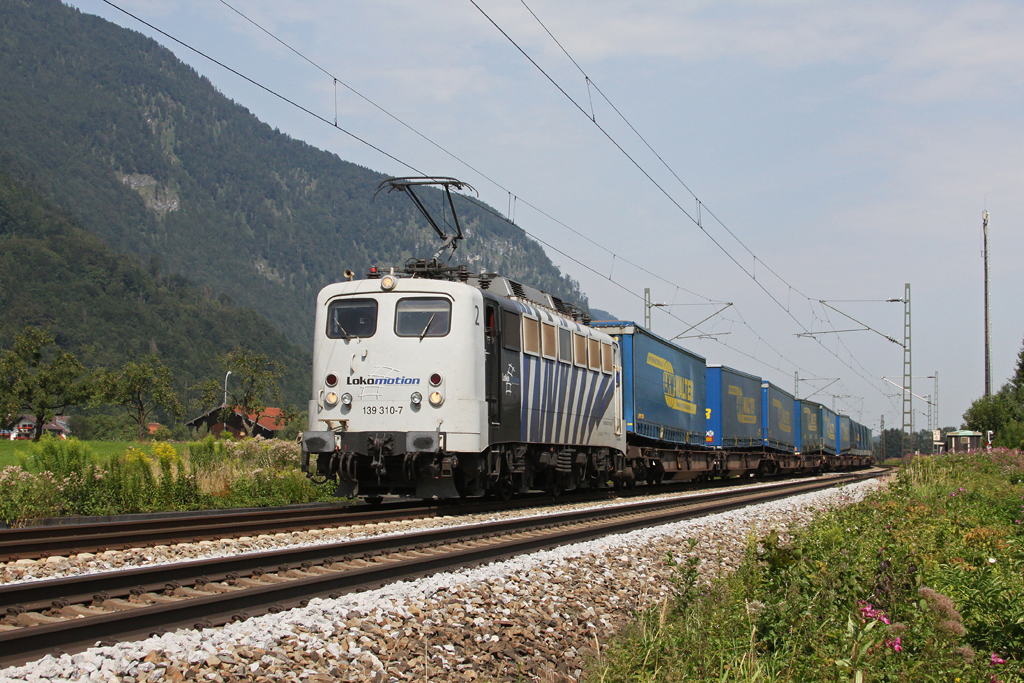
[184,405,287,439]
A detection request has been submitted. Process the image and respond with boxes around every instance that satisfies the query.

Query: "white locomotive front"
[301,267,626,500]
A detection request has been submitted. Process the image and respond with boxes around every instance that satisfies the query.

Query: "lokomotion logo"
[646,353,696,415]
[347,376,421,385]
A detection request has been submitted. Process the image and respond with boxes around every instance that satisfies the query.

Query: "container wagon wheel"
[496,472,515,501]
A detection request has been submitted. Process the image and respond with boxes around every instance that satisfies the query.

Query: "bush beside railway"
[591,450,1024,682]
[0,436,336,525]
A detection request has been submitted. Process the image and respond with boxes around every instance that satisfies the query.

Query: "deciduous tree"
[202,348,293,438]
[0,327,95,440]
[102,356,183,441]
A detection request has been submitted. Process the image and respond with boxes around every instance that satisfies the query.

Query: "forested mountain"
[0,0,589,350]
[0,170,310,405]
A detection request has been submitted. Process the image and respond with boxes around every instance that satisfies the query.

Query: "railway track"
[0,470,883,668]
[0,470,861,561]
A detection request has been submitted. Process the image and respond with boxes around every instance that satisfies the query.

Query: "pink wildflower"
[991,653,1006,666]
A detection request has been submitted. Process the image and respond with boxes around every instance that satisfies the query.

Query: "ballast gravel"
[0,475,850,586]
[0,477,885,683]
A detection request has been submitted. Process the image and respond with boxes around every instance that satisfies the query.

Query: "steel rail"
[0,471,882,667]
[0,492,611,560]
[0,471,834,560]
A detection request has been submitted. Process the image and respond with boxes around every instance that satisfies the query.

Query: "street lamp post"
[223,371,232,435]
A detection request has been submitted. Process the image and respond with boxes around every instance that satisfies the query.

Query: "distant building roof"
[185,405,286,438]
[946,430,982,437]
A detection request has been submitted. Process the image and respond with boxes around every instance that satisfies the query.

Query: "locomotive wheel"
[364,496,384,506]
[496,474,515,501]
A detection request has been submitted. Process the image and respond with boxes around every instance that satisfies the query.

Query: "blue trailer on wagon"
[706,365,765,477]
[762,381,804,473]
[592,322,713,484]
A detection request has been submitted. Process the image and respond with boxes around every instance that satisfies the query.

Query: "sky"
[69,0,1024,435]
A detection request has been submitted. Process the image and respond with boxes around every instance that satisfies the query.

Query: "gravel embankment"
[0,476,846,586]
[0,477,885,683]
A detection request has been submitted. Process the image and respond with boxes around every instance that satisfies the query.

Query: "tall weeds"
[0,435,331,526]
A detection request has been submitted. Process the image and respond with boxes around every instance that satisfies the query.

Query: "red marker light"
[370,266,377,273]
[326,373,338,387]
[429,373,442,386]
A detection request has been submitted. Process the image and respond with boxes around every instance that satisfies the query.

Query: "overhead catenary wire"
[215,0,722,307]
[210,0,837,384]
[215,0,878,399]
[98,0,421,176]
[100,0,846,389]
[476,0,895,401]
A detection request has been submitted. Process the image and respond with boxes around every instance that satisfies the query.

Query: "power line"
[211,0,839,383]
[217,0,725,307]
[98,0,420,176]
[214,0,868,393]
[100,0,850,388]
[476,0,894,400]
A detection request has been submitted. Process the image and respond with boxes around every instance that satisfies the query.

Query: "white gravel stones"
[0,475,849,586]
[0,477,885,683]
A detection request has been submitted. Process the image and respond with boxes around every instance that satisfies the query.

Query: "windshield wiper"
[333,317,351,339]
[419,314,436,340]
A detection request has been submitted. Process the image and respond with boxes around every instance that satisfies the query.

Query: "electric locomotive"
[300,261,626,500]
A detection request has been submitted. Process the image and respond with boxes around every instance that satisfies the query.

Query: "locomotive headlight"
[380,275,396,291]
[410,391,422,405]
[428,391,444,407]
[324,391,339,407]
[341,392,353,407]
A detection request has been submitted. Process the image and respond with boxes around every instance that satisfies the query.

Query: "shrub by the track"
[592,449,1024,682]
[0,436,335,525]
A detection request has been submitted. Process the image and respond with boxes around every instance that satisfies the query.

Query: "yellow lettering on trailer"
[730,384,758,424]
[773,398,793,434]
[647,352,696,415]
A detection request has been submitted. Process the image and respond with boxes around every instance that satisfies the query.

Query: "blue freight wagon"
[795,400,826,470]
[593,322,716,483]
[850,420,873,465]
[796,400,821,451]
[763,382,809,473]
[707,365,765,477]
[706,365,762,448]
[592,322,706,445]
[838,415,852,454]
[761,382,796,453]
[821,405,838,456]
[837,414,852,467]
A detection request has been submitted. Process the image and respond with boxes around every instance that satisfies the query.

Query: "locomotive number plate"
[363,405,404,415]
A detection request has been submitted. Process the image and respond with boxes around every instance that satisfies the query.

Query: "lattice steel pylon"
[880,414,885,461]
[902,283,912,455]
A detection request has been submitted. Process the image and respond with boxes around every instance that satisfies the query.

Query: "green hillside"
[0,170,310,406]
[0,0,588,350]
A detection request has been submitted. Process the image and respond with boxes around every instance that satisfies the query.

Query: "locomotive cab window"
[558,328,572,364]
[588,338,601,371]
[600,342,613,373]
[327,299,378,339]
[541,322,557,360]
[395,298,451,337]
[522,316,540,356]
[502,310,521,351]
[573,332,587,368]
